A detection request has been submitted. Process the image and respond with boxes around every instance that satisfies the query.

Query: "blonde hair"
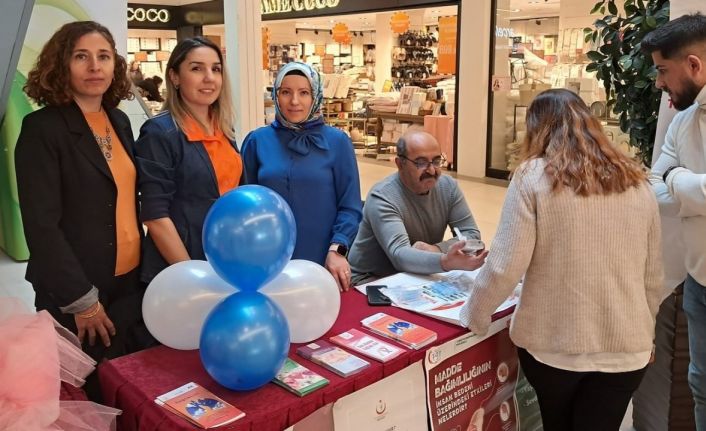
[162,37,235,140]
[518,89,646,196]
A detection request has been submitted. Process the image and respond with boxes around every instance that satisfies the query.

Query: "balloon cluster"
[142,185,341,391]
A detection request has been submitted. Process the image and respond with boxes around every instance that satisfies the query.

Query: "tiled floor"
[0,156,634,429]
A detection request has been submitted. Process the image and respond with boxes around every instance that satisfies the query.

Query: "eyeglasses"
[399,155,446,169]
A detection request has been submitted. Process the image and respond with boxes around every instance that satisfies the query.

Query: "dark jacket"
[15,102,142,309]
[135,111,245,283]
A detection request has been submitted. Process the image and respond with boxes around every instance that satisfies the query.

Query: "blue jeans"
[684,274,706,431]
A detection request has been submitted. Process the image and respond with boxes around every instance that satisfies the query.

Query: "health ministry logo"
[428,347,441,365]
[375,399,387,415]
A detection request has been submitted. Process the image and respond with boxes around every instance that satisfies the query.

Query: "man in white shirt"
[643,13,706,430]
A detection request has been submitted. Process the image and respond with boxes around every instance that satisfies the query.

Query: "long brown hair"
[162,37,235,140]
[518,89,646,196]
[23,21,132,109]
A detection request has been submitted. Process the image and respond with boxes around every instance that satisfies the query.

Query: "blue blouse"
[241,123,362,265]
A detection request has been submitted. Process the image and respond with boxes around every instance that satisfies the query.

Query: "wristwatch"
[662,165,680,183]
[328,243,348,257]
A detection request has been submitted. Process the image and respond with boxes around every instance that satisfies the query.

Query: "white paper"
[356,271,519,327]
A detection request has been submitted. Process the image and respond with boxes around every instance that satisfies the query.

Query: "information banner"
[425,317,542,431]
[333,361,427,431]
[437,16,458,75]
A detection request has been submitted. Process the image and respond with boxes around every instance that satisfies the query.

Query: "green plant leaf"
[646,16,657,28]
[591,1,604,14]
[587,50,605,61]
[619,56,633,71]
[608,1,618,15]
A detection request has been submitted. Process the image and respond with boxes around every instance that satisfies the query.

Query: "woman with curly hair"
[460,89,664,430]
[15,21,152,363]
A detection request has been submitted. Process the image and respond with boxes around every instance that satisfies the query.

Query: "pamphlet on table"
[361,312,437,349]
[154,382,245,428]
[297,340,371,377]
[355,270,519,327]
[273,358,330,396]
[330,328,405,362]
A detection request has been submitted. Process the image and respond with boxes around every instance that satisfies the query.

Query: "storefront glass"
[262,3,460,166]
[486,0,611,178]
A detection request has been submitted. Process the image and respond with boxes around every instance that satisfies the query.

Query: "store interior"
[489,0,633,174]
[127,4,460,164]
[125,0,632,176]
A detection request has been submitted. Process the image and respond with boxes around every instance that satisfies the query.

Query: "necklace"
[89,109,113,161]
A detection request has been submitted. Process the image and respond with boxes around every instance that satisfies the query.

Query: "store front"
[126,2,228,115]
[484,0,629,179]
[122,0,493,179]
[260,0,461,168]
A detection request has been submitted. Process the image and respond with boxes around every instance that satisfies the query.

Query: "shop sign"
[390,12,410,34]
[261,0,341,15]
[495,26,515,38]
[437,16,457,75]
[332,22,350,43]
[128,7,171,23]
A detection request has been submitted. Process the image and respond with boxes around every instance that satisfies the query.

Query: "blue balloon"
[199,291,290,391]
[203,185,296,290]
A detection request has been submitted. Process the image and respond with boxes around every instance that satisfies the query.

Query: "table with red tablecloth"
[60,382,89,401]
[98,289,476,431]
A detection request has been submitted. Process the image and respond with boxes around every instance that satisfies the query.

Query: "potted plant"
[584,0,669,166]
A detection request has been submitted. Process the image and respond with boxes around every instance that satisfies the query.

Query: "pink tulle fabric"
[0,298,121,431]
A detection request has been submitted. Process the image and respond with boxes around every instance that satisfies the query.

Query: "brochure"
[273,358,329,397]
[361,312,437,350]
[330,328,405,362]
[355,271,519,327]
[154,382,245,429]
[297,340,370,377]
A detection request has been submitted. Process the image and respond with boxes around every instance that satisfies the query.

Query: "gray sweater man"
[349,131,487,284]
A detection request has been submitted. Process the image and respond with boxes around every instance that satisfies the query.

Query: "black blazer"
[15,102,142,309]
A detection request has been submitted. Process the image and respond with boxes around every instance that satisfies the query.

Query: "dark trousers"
[35,267,157,401]
[518,347,647,431]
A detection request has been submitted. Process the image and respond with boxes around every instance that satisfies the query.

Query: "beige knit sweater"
[460,159,664,354]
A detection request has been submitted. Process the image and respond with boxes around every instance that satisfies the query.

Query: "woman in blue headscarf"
[242,62,362,292]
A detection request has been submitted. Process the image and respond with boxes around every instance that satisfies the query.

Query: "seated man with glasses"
[349,130,488,285]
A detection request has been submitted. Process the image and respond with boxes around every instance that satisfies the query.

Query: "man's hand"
[325,251,351,292]
[412,241,442,252]
[441,241,489,272]
[74,301,116,347]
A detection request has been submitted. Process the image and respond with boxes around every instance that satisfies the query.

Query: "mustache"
[420,172,440,181]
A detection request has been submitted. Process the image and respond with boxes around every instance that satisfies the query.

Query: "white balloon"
[142,260,236,350]
[261,259,341,343]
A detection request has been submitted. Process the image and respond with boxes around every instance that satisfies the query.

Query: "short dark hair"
[285,69,307,78]
[396,137,407,157]
[641,13,706,59]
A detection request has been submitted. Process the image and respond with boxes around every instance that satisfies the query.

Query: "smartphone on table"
[366,285,392,306]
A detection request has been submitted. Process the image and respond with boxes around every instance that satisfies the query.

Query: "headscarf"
[272,62,327,155]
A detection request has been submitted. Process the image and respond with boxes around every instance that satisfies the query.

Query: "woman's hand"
[73,302,116,347]
[325,251,351,292]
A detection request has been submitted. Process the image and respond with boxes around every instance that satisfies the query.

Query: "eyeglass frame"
[398,154,446,170]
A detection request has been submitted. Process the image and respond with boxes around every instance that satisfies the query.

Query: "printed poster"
[437,16,458,75]
[425,316,542,431]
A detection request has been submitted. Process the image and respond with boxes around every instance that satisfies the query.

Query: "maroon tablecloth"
[60,382,89,401]
[98,290,472,431]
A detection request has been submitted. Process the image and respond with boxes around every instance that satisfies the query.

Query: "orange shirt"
[182,116,242,196]
[84,111,140,276]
